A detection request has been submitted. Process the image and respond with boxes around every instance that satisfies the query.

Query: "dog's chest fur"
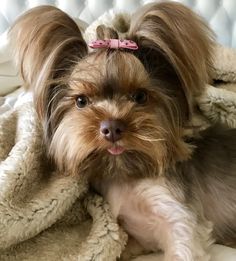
[93,126,236,255]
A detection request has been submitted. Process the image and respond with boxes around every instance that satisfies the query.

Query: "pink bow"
[89,39,138,50]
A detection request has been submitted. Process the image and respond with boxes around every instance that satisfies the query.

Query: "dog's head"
[10,2,214,178]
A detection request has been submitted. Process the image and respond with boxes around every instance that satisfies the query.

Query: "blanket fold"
[0,17,236,260]
[0,101,126,260]
[0,103,88,250]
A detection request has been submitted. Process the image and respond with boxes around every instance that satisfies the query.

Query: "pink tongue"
[107,146,125,155]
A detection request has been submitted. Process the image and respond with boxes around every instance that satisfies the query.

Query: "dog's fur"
[10,2,236,260]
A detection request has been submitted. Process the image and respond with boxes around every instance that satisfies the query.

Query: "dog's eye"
[76,95,89,108]
[131,90,148,104]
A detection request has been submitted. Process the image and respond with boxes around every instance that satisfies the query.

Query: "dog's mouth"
[107,145,125,155]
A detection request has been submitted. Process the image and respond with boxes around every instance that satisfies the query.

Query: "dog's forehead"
[71,51,150,96]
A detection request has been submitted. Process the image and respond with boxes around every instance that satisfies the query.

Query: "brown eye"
[131,90,148,105]
[76,95,89,108]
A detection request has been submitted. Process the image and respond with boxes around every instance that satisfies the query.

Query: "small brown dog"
[10,2,236,260]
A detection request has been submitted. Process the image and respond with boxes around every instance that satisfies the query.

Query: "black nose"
[100,120,126,142]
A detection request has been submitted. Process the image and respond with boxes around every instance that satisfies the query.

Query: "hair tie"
[88,39,138,50]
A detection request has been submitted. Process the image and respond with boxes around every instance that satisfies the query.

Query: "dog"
[10,2,236,260]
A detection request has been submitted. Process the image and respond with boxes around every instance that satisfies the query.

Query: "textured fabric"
[0,101,127,260]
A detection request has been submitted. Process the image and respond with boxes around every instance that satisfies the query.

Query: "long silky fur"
[9,2,235,260]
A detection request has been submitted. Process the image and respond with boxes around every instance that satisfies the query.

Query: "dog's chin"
[78,146,159,181]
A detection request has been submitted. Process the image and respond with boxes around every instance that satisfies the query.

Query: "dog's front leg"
[109,180,212,261]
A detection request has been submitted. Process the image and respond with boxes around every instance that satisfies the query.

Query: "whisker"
[132,133,166,142]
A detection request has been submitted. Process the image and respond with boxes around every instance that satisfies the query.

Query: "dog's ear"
[128,2,214,121]
[9,6,88,120]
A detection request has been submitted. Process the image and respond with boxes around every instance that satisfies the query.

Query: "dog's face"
[48,50,191,178]
[10,2,214,178]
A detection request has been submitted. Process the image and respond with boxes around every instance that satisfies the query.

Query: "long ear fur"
[9,6,88,120]
[128,2,215,120]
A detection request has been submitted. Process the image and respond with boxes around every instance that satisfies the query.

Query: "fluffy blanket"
[0,15,236,261]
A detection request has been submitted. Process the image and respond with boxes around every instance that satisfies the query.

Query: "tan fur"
[9,2,236,260]
[9,6,88,123]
